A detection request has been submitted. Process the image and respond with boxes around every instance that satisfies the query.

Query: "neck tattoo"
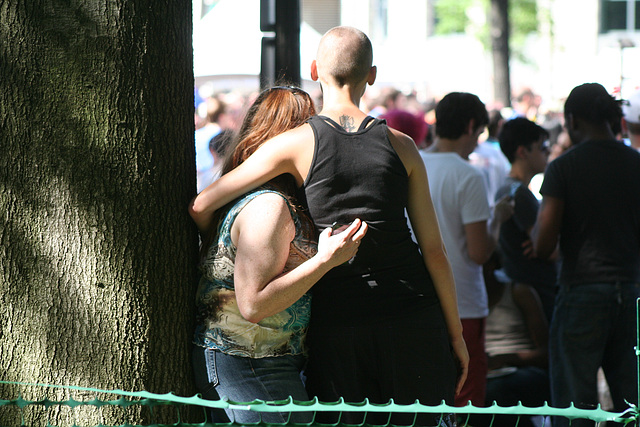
[339,115,356,132]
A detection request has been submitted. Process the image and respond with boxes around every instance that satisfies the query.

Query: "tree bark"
[0,1,199,425]
[490,0,511,108]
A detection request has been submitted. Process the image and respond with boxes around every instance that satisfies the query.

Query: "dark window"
[601,0,640,32]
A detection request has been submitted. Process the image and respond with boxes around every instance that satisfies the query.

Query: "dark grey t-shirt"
[540,139,640,286]
[496,177,557,320]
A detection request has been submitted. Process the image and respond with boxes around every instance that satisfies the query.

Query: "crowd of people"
[188,26,640,426]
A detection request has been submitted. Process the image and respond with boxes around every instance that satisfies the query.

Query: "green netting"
[0,381,637,427]
[3,299,640,426]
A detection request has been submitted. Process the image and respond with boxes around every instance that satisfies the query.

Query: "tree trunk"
[490,0,511,108]
[0,1,199,425]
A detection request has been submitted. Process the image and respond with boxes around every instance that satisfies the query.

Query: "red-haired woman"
[191,86,367,424]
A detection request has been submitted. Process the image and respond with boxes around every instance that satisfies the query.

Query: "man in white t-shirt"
[421,92,512,407]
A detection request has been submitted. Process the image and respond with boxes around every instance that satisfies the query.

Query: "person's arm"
[465,195,513,265]
[465,220,493,265]
[390,129,469,396]
[232,193,367,323]
[488,283,548,369]
[189,124,314,234]
[533,195,564,260]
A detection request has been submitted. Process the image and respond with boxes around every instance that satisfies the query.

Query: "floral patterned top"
[193,187,317,358]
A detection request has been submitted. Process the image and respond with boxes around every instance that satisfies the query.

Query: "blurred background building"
[193,0,640,109]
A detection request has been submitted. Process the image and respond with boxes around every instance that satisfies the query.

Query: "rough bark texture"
[490,0,511,107]
[0,0,199,425]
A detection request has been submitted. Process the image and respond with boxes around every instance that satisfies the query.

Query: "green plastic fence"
[0,380,637,426]
[1,298,639,426]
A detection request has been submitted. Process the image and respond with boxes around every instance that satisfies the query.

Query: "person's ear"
[621,117,629,134]
[311,60,319,82]
[467,118,476,135]
[367,65,377,86]
[516,145,527,159]
[566,113,576,131]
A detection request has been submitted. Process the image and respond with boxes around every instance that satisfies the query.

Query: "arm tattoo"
[339,115,356,132]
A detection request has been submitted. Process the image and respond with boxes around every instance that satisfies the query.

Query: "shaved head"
[316,26,373,87]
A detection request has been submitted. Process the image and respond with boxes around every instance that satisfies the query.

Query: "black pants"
[305,307,457,426]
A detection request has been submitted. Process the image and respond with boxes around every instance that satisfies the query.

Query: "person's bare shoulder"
[386,127,421,173]
[234,192,295,244]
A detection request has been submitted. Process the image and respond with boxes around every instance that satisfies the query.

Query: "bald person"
[190,26,468,425]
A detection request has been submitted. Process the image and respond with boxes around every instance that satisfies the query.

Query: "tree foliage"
[434,0,540,58]
[434,0,474,35]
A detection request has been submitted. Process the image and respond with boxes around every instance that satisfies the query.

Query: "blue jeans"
[192,346,311,424]
[549,282,639,427]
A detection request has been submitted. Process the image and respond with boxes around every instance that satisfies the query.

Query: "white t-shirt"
[420,151,491,318]
[469,141,511,207]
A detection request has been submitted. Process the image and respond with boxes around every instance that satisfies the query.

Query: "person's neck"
[319,104,365,120]
[319,95,368,130]
[508,162,535,186]
[427,138,466,158]
[318,81,366,115]
[573,121,616,143]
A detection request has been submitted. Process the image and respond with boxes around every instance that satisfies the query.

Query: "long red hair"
[222,86,316,175]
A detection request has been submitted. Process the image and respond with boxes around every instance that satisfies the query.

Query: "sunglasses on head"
[267,85,307,96]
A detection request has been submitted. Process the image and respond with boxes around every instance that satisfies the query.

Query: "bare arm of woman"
[387,128,470,396]
[232,193,368,323]
[189,125,315,235]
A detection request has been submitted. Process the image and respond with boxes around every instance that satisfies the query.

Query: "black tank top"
[302,115,439,326]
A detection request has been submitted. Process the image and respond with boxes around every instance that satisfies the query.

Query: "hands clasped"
[317,218,368,268]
